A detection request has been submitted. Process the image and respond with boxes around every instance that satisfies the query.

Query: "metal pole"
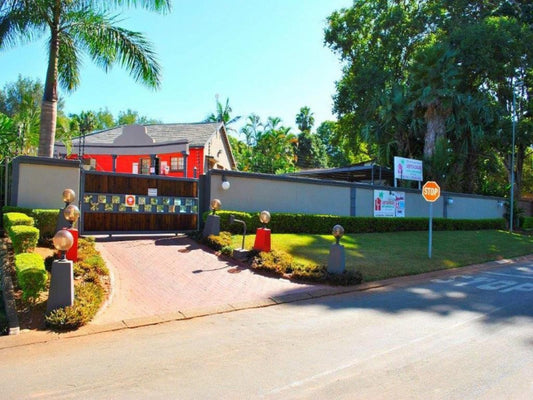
[428,202,433,258]
[510,81,516,232]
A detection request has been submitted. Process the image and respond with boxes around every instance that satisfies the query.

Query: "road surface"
[1,263,532,399]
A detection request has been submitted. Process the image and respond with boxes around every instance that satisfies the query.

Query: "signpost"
[422,181,441,258]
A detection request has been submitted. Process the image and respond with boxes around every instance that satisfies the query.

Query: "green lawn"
[232,230,533,282]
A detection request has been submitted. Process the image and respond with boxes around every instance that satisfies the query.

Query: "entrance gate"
[79,171,199,235]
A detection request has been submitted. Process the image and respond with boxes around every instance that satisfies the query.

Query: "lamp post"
[327,224,346,274]
[202,198,222,237]
[510,81,516,232]
[253,210,271,252]
[47,229,75,313]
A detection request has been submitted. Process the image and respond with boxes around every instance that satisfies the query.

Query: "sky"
[0,0,352,138]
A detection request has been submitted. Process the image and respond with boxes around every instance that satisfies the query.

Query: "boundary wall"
[206,170,505,220]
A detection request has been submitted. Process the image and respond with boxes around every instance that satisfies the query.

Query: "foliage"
[3,212,34,234]
[204,96,241,131]
[14,252,47,302]
[2,207,58,242]
[203,231,233,252]
[0,0,171,157]
[45,282,104,331]
[31,209,60,241]
[215,210,505,235]
[9,225,39,254]
[46,237,108,330]
[251,249,294,275]
[325,0,533,196]
[521,217,533,230]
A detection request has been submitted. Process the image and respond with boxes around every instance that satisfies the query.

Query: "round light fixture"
[63,204,81,223]
[53,229,74,253]
[62,188,76,204]
[259,210,271,225]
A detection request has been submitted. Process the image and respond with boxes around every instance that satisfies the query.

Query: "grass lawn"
[232,230,533,282]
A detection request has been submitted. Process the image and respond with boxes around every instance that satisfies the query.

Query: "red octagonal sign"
[422,181,441,202]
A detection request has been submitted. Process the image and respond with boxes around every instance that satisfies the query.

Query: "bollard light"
[259,210,271,228]
[210,198,221,215]
[64,204,80,227]
[332,224,344,245]
[53,229,74,259]
[62,188,76,206]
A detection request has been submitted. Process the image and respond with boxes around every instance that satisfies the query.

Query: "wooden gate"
[79,171,199,235]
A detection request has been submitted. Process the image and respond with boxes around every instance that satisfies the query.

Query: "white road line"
[483,271,533,280]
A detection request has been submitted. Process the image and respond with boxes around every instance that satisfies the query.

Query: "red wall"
[68,148,205,178]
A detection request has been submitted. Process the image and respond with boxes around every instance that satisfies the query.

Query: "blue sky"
[0,0,352,137]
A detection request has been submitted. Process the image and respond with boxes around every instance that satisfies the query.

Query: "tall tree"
[0,0,171,157]
[295,106,315,133]
[205,96,241,131]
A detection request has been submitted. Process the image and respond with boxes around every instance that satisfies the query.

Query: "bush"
[521,217,533,230]
[212,210,505,234]
[204,231,232,251]
[251,249,294,275]
[45,282,104,330]
[3,212,34,235]
[2,207,59,241]
[10,225,39,254]
[32,209,60,240]
[14,252,47,302]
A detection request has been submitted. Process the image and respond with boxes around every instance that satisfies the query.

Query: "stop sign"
[422,181,441,202]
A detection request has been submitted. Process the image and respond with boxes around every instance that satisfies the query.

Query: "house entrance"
[79,170,199,235]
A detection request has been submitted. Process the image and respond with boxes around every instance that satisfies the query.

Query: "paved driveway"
[91,235,334,325]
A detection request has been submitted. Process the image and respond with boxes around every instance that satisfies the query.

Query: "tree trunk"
[37,2,60,158]
[423,100,446,159]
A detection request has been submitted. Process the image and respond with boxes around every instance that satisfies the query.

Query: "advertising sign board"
[374,190,405,217]
[394,156,423,182]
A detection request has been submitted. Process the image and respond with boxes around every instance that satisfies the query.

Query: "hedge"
[521,217,533,230]
[2,207,59,241]
[10,225,39,254]
[14,252,47,302]
[3,212,34,235]
[208,210,506,234]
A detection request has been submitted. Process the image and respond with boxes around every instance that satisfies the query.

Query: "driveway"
[91,235,335,325]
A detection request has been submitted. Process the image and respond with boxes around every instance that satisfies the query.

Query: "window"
[170,156,184,171]
[140,158,151,175]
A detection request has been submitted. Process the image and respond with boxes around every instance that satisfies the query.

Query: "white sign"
[374,190,405,217]
[394,156,423,182]
[147,188,158,197]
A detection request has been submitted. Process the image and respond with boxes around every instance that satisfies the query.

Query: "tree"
[117,109,160,126]
[205,96,241,131]
[0,0,171,157]
[295,106,315,133]
[325,0,532,195]
[316,121,353,167]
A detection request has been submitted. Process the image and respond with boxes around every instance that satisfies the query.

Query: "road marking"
[484,271,533,280]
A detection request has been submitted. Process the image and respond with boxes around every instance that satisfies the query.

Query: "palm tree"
[0,0,171,157]
[205,96,241,131]
[295,106,315,133]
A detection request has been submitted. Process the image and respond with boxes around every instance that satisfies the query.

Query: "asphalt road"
[1,262,532,399]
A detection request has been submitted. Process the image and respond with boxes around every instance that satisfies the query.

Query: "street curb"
[1,254,532,350]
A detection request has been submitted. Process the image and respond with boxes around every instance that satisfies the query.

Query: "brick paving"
[91,235,332,325]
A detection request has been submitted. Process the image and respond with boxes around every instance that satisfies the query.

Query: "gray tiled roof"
[70,122,222,147]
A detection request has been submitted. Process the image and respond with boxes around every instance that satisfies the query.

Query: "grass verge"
[232,230,533,282]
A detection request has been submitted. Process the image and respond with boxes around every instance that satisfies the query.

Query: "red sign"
[422,181,441,202]
[125,195,136,207]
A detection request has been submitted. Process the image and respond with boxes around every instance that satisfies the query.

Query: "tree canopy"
[325,0,533,196]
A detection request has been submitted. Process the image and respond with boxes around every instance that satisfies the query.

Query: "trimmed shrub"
[14,252,47,302]
[45,282,104,330]
[251,249,294,275]
[3,212,34,235]
[213,210,506,234]
[204,231,232,251]
[32,209,60,240]
[10,225,39,254]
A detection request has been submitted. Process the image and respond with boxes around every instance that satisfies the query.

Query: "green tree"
[205,96,241,131]
[325,0,532,195]
[117,109,160,126]
[295,106,315,133]
[0,0,171,158]
[316,121,353,167]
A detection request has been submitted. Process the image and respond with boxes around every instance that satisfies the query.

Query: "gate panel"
[80,171,198,235]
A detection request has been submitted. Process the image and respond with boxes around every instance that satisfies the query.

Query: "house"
[55,122,236,177]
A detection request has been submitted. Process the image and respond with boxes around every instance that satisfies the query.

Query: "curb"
[2,254,531,350]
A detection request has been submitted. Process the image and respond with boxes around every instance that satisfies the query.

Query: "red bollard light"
[65,228,78,262]
[253,227,271,252]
